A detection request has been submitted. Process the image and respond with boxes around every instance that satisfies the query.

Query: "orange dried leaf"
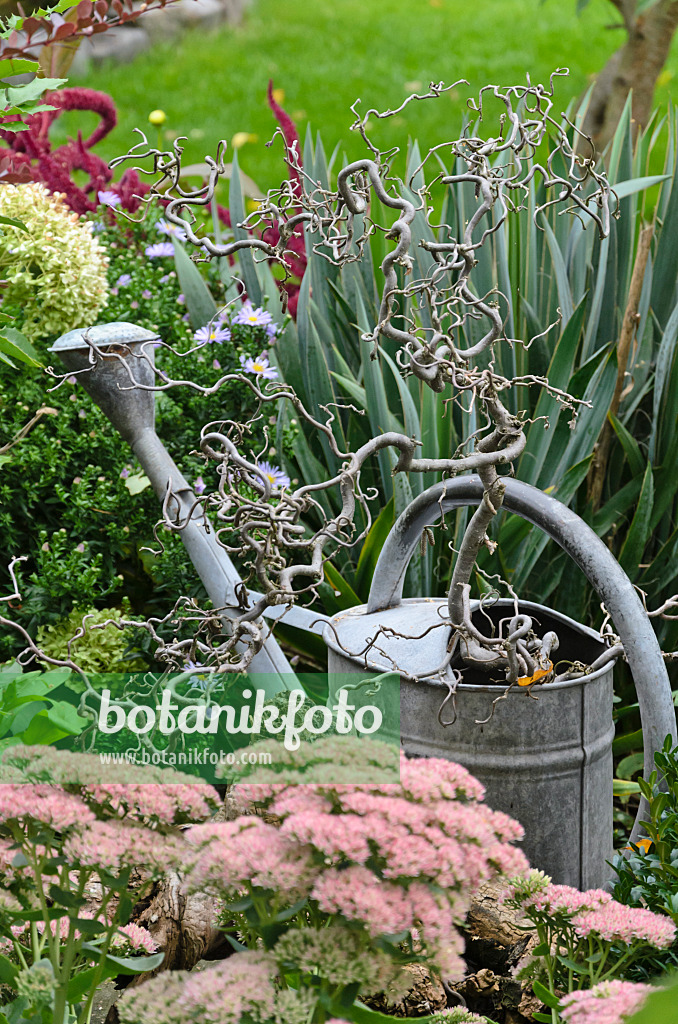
[517,663,553,687]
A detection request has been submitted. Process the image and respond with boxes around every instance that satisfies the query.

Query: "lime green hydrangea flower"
[0,183,109,343]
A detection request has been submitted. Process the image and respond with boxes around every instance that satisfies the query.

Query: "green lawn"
[59,0,677,194]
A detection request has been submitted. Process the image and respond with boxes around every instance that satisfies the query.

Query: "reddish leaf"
[94,0,109,15]
[90,22,109,32]
[76,0,94,18]
[21,18,41,36]
[112,0,123,12]
[0,160,33,185]
[54,23,77,39]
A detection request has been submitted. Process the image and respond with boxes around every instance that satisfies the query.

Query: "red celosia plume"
[0,87,148,214]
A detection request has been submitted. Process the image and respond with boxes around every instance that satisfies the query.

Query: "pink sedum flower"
[572,902,676,948]
[114,923,157,954]
[180,951,277,1024]
[0,784,94,831]
[83,782,215,825]
[119,952,311,1024]
[63,819,186,876]
[560,980,653,1024]
[187,741,528,982]
[186,817,317,896]
[312,864,415,936]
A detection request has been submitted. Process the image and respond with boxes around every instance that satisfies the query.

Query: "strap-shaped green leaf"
[172,239,217,330]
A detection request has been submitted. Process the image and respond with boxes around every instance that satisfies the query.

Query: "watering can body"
[325,597,614,888]
[325,474,676,888]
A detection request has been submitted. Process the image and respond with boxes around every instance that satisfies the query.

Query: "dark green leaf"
[613,728,644,754]
[48,884,86,909]
[80,944,165,975]
[608,412,645,479]
[532,980,560,1009]
[618,462,654,574]
[354,496,395,599]
[618,752,645,779]
[324,561,361,611]
[0,215,27,232]
[0,328,41,367]
[0,954,18,986]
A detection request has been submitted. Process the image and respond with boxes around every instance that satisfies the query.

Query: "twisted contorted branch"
[86,75,617,686]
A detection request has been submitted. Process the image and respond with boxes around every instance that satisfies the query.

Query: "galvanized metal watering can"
[324,477,677,888]
[51,323,677,888]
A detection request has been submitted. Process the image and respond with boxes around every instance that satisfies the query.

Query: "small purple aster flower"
[110,287,119,297]
[98,190,121,208]
[142,289,152,300]
[182,313,191,323]
[75,543,85,553]
[116,274,132,288]
[177,294,185,304]
[145,242,175,259]
[265,322,278,341]
[213,359,221,370]
[130,300,139,309]
[257,461,290,491]
[233,301,275,329]
[159,274,170,284]
[156,218,187,242]
[240,353,278,379]
[67,376,77,385]
[194,476,206,495]
[194,324,231,345]
[120,467,130,479]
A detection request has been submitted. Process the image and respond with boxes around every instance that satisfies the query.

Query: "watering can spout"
[49,321,158,443]
[49,321,298,692]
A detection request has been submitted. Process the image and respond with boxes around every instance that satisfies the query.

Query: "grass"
[58,0,678,194]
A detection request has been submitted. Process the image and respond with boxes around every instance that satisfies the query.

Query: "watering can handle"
[367,474,676,846]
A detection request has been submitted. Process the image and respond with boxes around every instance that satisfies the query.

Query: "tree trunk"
[582,0,678,151]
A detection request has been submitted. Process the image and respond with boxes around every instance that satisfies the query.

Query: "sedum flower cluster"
[119,954,499,1024]
[119,951,322,1024]
[117,738,526,1024]
[0,183,109,342]
[188,741,528,980]
[559,979,653,1024]
[502,870,675,997]
[0,744,219,1022]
